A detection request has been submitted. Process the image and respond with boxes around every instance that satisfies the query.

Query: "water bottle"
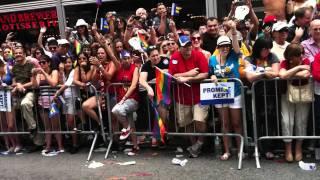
[215,136,221,155]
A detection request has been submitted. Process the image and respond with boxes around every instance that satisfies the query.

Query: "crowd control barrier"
[0,84,110,161]
[104,78,247,169]
[251,77,318,168]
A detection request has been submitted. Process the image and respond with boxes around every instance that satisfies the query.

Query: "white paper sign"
[200,82,235,105]
[235,5,250,20]
[0,89,11,112]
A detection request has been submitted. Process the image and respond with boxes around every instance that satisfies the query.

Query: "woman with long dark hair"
[69,19,94,47]
[31,55,61,156]
[245,37,280,160]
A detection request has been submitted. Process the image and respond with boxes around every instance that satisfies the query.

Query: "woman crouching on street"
[111,51,140,156]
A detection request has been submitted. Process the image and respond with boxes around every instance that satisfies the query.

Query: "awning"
[0,0,119,14]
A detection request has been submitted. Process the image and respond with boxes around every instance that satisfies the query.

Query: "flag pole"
[94,6,100,24]
[155,66,191,87]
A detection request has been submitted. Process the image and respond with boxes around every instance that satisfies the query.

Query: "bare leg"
[82,96,100,124]
[51,116,64,151]
[41,111,52,151]
[230,108,242,152]
[218,107,230,155]
[295,140,303,161]
[67,114,77,146]
[285,142,293,162]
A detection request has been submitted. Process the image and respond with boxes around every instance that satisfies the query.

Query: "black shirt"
[201,32,219,53]
[287,23,309,43]
[51,53,70,70]
[141,56,170,81]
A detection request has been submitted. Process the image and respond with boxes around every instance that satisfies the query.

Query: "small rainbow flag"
[151,103,166,143]
[155,67,172,105]
[74,39,81,55]
[137,31,148,50]
[171,3,182,16]
[9,49,13,58]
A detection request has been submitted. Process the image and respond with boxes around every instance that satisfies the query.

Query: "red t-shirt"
[169,50,208,105]
[280,58,310,70]
[280,58,310,86]
[113,63,139,102]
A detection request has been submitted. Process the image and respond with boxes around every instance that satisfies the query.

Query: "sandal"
[220,152,231,161]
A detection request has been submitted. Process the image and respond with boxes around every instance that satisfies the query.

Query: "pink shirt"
[301,38,320,62]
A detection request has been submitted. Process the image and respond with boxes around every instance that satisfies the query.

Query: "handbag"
[287,81,313,103]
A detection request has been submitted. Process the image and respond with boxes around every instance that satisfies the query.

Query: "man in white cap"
[271,21,290,61]
[168,35,209,158]
[302,19,320,62]
[51,39,70,70]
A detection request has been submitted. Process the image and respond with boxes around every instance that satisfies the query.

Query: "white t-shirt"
[271,41,289,62]
[63,69,79,98]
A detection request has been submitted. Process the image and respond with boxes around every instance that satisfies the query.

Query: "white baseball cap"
[217,35,231,46]
[57,39,69,45]
[272,22,288,32]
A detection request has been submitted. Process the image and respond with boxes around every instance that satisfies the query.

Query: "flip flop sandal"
[220,152,231,161]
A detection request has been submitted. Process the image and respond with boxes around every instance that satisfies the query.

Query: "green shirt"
[12,62,34,84]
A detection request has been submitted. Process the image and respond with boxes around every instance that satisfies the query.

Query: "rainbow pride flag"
[155,67,172,105]
[137,32,148,50]
[152,103,166,143]
[74,40,81,55]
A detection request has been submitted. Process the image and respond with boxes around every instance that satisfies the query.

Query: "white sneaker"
[120,127,131,140]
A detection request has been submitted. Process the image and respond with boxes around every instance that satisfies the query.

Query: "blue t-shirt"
[208,50,241,96]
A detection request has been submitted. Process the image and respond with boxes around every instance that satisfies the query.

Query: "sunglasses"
[191,37,201,41]
[39,61,47,65]
[167,42,175,46]
[49,47,57,50]
[218,45,231,49]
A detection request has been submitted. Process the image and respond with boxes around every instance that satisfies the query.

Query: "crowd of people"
[0,0,320,163]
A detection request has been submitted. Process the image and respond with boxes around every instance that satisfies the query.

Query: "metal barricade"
[34,84,109,161]
[0,84,110,161]
[252,78,317,168]
[0,86,30,152]
[104,78,247,169]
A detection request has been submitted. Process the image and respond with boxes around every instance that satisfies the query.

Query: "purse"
[287,81,313,103]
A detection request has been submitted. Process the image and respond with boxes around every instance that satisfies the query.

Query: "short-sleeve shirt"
[287,24,309,43]
[152,16,170,35]
[245,53,279,69]
[280,58,310,86]
[201,32,219,53]
[208,50,241,96]
[169,50,208,105]
[140,56,170,81]
[12,61,34,84]
[113,64,139,102]
[51,53,64,70]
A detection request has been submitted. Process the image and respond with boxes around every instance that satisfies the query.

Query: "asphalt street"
[1,146,320,180]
